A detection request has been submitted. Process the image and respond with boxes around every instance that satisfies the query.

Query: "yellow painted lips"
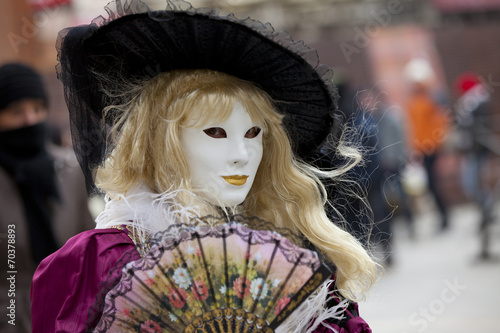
[222,175,248,186]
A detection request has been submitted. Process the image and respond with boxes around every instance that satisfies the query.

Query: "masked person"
[0,63,94,332]
[31,1,380,332]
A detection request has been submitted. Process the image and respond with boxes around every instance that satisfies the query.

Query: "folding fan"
[94,219,332,332]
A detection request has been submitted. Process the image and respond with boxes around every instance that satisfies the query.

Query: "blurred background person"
[359,87,415,265]
[321,83,389,266]
[356,88,392,267]
[355,86,415,266]
[0,63,94,332]
[371,92,415,241]
[406,79,451,232]
[311,81,381,263]
[454,72,497,259]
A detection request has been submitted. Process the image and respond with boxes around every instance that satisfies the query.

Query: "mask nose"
[228,139,250,166]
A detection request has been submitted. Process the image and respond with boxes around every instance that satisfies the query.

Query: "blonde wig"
[96,69,379,301]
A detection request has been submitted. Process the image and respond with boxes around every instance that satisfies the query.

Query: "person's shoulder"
[60,227,135,255]
[37,228,136,272]
[31,228,138,333]
[32,228,138,296]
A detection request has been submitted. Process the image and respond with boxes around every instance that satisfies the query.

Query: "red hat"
[455,72,481,95]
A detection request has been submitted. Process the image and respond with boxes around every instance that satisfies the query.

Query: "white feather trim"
[276,279,348,333]
[95,183,200,254]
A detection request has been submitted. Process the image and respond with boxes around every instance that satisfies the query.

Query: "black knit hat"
[57,0,340,193]
[0,63,48,112]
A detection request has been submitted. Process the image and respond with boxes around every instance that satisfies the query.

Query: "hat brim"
[57,1,338,192]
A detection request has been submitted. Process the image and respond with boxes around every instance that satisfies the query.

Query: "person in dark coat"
[0,63,94,332]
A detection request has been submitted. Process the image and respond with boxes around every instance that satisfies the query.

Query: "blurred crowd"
[338,62,499,268]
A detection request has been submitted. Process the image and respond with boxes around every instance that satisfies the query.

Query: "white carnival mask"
[180,101,263,207]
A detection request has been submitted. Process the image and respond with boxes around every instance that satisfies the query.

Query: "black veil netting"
[56,0,341,194]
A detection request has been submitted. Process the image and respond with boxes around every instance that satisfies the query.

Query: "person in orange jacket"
[406,81,450,230]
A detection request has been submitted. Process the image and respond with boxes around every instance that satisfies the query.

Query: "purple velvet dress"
[31,228,371,332]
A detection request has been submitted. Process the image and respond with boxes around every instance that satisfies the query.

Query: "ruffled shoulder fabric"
[30,228,139,333]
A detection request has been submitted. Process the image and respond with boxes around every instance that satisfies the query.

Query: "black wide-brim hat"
[57,0,340,193]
